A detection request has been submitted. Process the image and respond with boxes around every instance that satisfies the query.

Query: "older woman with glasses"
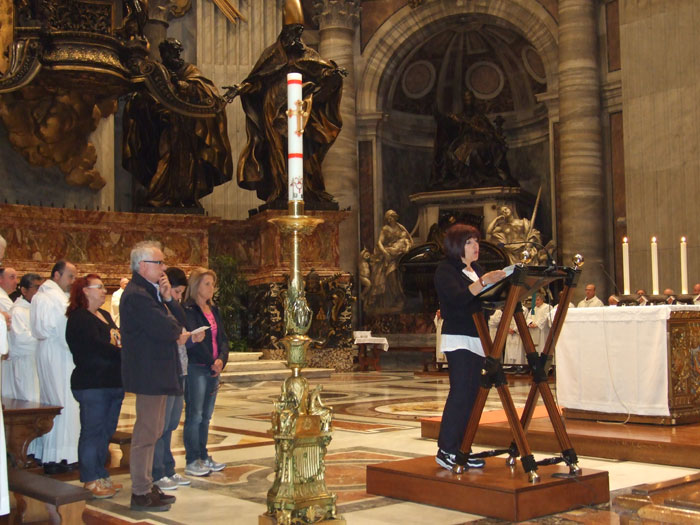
[66,275,124,499]
[182,267,229,477]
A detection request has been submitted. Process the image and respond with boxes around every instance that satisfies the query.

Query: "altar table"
[556,305,700,424]
[2,397,61,468]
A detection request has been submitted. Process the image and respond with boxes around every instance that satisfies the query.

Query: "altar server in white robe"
[6,274,42,401]
[526,294,552,354]
[0,235,11,514]
[0,268,18,399]
[30,260,79,465]
[488,306,526,367]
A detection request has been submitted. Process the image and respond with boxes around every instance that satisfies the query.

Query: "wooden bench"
[8,468,91,525]
[109,430,132,468]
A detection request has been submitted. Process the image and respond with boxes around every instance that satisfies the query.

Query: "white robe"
[488,308,526,365]
[0,288,14,401]
[0,311,10,514]
[5,297,40,402]
[526,303,553,354]
[30,279,79,464]
[577,295,604,308]
[111,287,124,327]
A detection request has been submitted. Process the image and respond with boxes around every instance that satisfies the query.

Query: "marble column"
[558,0,606,298]
[314,0,360,275]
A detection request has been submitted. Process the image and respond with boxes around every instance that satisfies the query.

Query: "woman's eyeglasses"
[86,284,105,290]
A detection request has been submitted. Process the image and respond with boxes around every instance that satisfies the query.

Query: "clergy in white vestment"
[0,307,11,515]
[577,283,604,308]
[6,274,42,402]
[526,295,552,354]
[488,306,526,366]
[110,277,129,327]
[30,260,80,466]
[0,267,18,401]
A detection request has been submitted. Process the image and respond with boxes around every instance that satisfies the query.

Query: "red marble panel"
[0,204,215,288]
[606,1,621,72]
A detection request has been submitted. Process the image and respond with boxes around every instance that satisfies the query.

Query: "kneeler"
[451,262,582,483]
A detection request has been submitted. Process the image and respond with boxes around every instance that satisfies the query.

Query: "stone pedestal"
[409,187,534,242]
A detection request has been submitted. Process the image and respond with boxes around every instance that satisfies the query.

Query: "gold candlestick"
[262,201,345,525]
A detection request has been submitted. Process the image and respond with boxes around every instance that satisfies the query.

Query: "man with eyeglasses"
[30,259,79,474]
[120,240,203,512]
[0,267,18,323]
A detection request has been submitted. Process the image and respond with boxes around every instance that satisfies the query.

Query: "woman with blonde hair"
[182,268,229,476]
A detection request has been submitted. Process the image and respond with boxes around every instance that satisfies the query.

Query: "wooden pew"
[7,468,91,525]
[109,431,132,468]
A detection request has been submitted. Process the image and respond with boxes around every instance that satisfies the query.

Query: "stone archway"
[357,1,559,243]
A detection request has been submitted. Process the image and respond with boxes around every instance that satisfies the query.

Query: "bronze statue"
[225,7,347,208]
[430,89,518,190]
[486,204,543,265]
[123,38,233,208]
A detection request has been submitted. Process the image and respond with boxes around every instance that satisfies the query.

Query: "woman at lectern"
[434,223,506,471]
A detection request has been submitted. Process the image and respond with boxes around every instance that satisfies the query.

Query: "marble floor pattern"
[83,371,699,524]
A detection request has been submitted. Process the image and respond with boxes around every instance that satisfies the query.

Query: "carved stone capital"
[313,0,360,31]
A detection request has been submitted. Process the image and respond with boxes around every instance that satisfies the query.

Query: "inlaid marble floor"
[83,372,698,524]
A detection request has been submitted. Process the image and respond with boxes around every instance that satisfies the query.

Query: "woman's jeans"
[72,387,124,482]
[152,376,185,480]
[183,364,219,464]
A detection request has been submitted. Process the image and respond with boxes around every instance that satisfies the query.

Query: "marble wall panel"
[620,0,700,292]
[0,204,214,288]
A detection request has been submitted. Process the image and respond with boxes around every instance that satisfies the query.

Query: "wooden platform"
[366,456,609,522]
[421,414,700,468]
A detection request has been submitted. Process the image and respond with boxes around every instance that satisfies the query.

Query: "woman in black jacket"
[66,274,124,498]
[434,224,505,471]
[182,268,229,477]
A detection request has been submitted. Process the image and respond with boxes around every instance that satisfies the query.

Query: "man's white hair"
[130,240,162,272]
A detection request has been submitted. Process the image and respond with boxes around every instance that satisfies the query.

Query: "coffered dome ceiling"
[389,19,547,118]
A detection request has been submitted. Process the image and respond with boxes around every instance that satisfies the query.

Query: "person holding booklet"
[182,267,229,476]
[153,268,204,490]
[433,223,506,471]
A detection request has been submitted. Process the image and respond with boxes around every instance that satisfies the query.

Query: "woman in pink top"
[182,268,229,476]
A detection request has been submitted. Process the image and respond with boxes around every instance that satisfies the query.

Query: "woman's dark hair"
[443,223,480,261]
[66,273,100,316]
[165,267,188,288]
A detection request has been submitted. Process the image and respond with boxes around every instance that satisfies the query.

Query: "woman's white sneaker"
[184,459,211,476]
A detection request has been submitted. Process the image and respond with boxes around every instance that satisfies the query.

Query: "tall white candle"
[622,237,630,295]
[287,72,303,202]
[681,236,688,294]
[651,236,659,295]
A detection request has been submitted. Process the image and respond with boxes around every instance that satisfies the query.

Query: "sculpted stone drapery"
[486,205,543,265]
[123,38,233,208]
[226,23,346,207]
[366,210,414,311]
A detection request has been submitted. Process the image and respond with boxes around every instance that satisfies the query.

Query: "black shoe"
[467,456,486,468]
[151,484,176,504]
[435,448,456,470]
[130,492,171,512]
[436,449,485,470]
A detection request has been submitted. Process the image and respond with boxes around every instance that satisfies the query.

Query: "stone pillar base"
[259,515,346,525]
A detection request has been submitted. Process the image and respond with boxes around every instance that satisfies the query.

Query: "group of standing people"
[0,236,228,512]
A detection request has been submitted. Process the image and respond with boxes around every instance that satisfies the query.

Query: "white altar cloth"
[556,305,700,417]
[353,331,389,351]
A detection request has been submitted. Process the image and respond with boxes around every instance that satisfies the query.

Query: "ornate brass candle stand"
[261,201,345,525]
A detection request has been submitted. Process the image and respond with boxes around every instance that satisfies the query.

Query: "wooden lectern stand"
[453,262,582,482]
[366,258,610,521]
